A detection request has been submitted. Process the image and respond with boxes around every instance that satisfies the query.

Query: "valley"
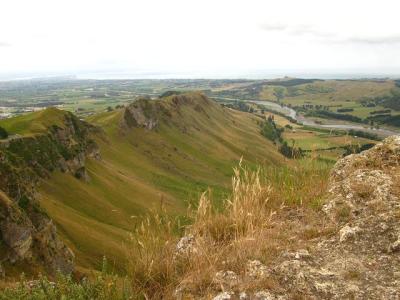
[0,92,284,275]
[2,0,400,297]
[0,78,398,298]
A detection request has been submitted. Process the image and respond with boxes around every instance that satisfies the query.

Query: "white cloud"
[0,0,400,77]
[0,42,11,47]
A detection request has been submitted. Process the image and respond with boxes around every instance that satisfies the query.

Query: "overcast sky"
[1,0,400,79]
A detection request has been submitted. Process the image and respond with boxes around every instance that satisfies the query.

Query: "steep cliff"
[0,109,100,276]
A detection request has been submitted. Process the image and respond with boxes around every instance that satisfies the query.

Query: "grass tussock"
[125,159,332,298]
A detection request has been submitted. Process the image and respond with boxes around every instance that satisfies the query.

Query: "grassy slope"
[36,93,284,272]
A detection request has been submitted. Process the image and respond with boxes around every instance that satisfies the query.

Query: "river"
[214,97,400,137]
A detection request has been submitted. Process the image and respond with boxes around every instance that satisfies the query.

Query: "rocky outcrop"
[122,98,160,130]
[120,92,212,131]
[267,136,400,299]
[0,110,101,276]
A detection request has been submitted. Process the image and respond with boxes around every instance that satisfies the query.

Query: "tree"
[273,87,285,103]
[369,120,374,129]
[0,126,8,139]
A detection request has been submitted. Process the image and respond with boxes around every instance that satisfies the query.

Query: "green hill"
[0,92,284,274]
[0,107,71,135]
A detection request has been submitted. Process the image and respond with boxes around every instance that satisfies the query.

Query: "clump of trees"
[0,126,8,139]
[225,101,254,113]
[366,115,400,128]
[369,109,391,115]
[260,115,303,159]
[306,110,363,123]
[337,108,354,113]
[260,115,283,143]
[256,104,298,124]
[348,129,380,141]
[342,143,375,156]
[361,89,400,111]
[279,140,304,159]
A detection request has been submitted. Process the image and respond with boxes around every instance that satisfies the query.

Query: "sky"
[1,0,400,79]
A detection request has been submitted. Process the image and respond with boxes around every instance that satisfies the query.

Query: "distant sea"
[1,70,399,81]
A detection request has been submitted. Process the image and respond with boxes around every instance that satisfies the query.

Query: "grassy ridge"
[0,108,68,135]
[37,93,285,272]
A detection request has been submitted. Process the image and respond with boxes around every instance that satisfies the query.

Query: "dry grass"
[124,159,333,298]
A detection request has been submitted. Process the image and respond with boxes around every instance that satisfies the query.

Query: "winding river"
[214,97,400,137]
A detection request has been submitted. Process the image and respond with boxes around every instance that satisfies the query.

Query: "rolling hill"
[0,92,284,275]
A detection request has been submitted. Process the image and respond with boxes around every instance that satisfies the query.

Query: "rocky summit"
[265,137,400,299]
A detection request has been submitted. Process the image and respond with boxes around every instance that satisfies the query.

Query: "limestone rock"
[339,225,360,242]
[270,136,400,299]
[214,270,238,290]
[213,291,234,300]
[176,234,197,255]
[246,260,269,279]
[122,98,159,130]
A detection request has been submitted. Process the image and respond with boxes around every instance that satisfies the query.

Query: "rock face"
[0,111,100,276]
[123,98,160,130]
[270,136,400,299]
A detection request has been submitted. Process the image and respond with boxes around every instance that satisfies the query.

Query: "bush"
[0,126,8,139]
